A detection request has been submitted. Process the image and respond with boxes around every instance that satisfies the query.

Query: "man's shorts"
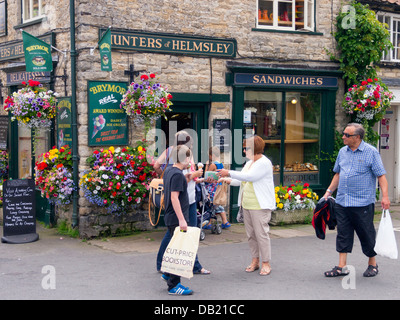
[335,203,376,257]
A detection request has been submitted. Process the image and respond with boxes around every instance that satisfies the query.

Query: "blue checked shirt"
[333,140,386,207]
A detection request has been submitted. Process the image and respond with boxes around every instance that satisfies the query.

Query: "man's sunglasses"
[342,132,358,138]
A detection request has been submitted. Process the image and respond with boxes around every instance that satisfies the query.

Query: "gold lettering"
[310,77,316,85]
[139,37,147,47]
[282,76,292,84]
[172,40,179,50]
[147,38,155,48]
[122,36,130,46]
[259,76,267,84]
[223,43,231,54]
[295,77,301,85]
[317,78,323,85]
[193,42,202,51]
[253,75,260,84]
[180,41,186,50]
[130,36,138,46]
[267,76,274,84]
[155,39,162,48]
[302,77,309,85]
[275,76,282,84]
[203,42,210,52]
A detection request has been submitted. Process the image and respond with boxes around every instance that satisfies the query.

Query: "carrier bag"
[213,182,228,206]
[374,209,398,259]
[161,226,201,279]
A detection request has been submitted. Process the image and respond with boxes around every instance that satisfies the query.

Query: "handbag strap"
[148,194,163,226]
[160,147,172,178]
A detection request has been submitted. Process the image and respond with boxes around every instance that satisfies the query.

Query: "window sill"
[14,17,47,30]
[251,28,323,36]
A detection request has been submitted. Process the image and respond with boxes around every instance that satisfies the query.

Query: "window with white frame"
[257,0,314,31]
[377,13,400,62]
[22,0,45,23]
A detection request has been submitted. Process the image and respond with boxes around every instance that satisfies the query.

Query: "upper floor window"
[257,0,315,31]
[23,0,45,23]
[378,13,400,62]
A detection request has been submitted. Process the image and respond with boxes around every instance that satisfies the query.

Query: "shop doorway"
[159,102,208,163]
[379,106,398,203]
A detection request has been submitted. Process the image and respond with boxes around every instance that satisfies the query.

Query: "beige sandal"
[260,266,272,276]
[245,264,260,273]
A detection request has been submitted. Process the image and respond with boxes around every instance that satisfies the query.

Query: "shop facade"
[2,0,386,237]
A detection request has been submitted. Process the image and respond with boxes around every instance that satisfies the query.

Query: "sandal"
[260,266,272,276]
[324,266,349,277]
[245,264,259,273]
[363,264,378,277]
[194,268,211,275]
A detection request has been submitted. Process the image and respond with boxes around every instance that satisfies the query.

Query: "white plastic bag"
[374,210,398,259]
[161,226,201,279]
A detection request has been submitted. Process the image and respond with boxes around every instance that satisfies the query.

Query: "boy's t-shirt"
[163,166,190,227]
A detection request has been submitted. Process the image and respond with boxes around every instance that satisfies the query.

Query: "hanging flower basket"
[120,73,172,125]
[342,78,394,123]
[80,142,157,213]
[35,145,75,205]
[3,79,58,129]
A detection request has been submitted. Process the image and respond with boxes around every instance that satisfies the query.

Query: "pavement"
[1,204,400,301]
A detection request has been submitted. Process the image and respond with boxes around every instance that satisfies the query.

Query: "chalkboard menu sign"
[213,119,231,152]
[0,115,8,150]
[1,179,39,244]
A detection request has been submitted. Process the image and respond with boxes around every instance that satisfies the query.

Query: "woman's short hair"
[244,135,265,154]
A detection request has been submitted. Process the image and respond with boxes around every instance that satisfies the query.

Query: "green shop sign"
[57,97,73,148]
[88,81,128,146]
[99,29,236,58]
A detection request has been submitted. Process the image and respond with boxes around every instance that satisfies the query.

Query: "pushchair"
[196,182,222,241]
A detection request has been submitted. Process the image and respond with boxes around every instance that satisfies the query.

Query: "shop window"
[22,0,45,23]
[377,13,400,62]
[257,0,314,31]
[244,91,321,186]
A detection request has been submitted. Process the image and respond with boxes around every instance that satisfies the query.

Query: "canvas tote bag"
[161,226,201,279]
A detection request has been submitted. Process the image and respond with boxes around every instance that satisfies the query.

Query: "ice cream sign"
[88,80,128,146]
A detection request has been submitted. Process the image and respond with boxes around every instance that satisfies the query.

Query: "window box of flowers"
[3,79,58,129]
[80,141,156,214]
[35,145,75,205]
[271,181,318,226]
[120,73,172,129]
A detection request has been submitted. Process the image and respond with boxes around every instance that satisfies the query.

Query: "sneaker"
[161,274,170,282]
[203,224,211,230]
[168,283,193,295]
[221,222,231,229]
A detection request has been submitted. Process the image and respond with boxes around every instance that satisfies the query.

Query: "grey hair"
[346,123,365,139]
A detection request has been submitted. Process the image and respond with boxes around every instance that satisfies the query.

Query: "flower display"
[3,79,58,128]
[80,142,157,213]
[343,78,394,122]
[35,145,75,205]
[275,181,318,212]
[120,73,172,123]
[0,150,8,179]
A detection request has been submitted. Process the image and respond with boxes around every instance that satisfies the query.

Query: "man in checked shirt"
[323,123,390,278]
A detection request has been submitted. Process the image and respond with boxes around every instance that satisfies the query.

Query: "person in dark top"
[161,145,193,295]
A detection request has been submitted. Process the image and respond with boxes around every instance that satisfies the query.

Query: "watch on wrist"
[326,189,333,194]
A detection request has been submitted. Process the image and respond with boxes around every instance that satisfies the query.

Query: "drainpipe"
[70,0,79,228]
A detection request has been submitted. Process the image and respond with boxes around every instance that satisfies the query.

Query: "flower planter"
[270,209,313,226]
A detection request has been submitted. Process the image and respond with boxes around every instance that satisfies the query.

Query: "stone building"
[2,0,394,238]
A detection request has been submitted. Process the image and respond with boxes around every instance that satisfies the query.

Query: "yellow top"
[241,164,261,210]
